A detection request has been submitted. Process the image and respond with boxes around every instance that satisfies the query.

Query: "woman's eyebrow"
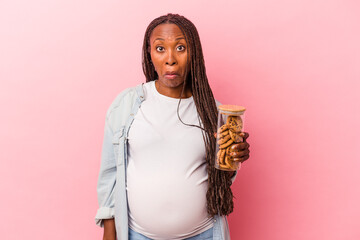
[153,38,164,43]
[153,37,185,43]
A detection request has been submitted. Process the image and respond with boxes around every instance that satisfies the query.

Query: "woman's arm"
[95,115,117,229]
[103,219,116,240]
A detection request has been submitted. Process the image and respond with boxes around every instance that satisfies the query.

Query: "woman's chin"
[158,77,185,89]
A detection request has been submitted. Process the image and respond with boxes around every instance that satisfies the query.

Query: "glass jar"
[215,105,246,171]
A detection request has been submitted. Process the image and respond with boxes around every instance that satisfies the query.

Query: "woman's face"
[149,23,189,91]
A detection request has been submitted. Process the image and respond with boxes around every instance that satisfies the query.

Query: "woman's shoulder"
[106,82,151,118]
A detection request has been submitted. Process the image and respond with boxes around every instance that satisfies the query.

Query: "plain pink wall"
[1,0,359,239]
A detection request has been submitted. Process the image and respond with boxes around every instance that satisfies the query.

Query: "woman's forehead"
[150,23,185,43]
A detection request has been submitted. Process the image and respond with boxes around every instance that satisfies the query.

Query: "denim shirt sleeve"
[95,114,117,227]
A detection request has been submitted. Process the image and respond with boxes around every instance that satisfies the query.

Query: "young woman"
[95,13,250,240]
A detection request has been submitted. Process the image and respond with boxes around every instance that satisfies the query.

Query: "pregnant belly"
[126,170,210,236]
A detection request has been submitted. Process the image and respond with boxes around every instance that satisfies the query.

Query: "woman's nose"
[166,51,177,66]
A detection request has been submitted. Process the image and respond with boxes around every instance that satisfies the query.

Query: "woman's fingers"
[216,132,250,163]
[229,149,249,158]
[239,132,249,140]
[230,142,250,151]
[233,154,250,163]
[228,132,250,163]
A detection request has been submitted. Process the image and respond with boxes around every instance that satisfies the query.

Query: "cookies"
[224,155,236,169]
[214,129,229,139]
[215,116,243,170]
[217,134,231,145]
[220,130,229,137]
[216,149,232,169]
[217,124,229,134]
[226,145,232,155]
[227,116,243,133]
[216,149,238,169]
[219,138,234,149]
[216,149,226,165]
[215,105,245,171]
[219,163,231,169]
[229,130,243,143]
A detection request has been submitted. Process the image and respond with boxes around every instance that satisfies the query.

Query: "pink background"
[1,0,359,239]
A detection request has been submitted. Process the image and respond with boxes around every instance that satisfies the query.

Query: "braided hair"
[142,13,234,217]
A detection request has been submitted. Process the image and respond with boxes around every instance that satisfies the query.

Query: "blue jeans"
[128,227,213,240]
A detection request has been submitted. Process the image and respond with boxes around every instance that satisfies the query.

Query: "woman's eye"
[156,46,164,52]
[177,45,185,51]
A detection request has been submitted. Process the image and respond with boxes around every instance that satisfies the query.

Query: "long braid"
[142,13,234,217]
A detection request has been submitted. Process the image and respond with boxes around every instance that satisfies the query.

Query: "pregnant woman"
[95,13,250,240]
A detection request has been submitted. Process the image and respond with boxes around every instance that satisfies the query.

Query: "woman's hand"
[228,132,250,163]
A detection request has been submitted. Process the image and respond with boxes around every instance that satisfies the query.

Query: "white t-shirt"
[126,80,214,239]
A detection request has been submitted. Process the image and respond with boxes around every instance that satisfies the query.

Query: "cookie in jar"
[215,105,246,171]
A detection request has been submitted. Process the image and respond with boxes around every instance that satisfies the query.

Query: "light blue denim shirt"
[95,82,238,240]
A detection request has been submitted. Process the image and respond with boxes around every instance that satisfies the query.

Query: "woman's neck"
[154,80,192,99]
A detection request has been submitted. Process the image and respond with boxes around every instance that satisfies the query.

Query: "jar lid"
[218,105,246,114]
